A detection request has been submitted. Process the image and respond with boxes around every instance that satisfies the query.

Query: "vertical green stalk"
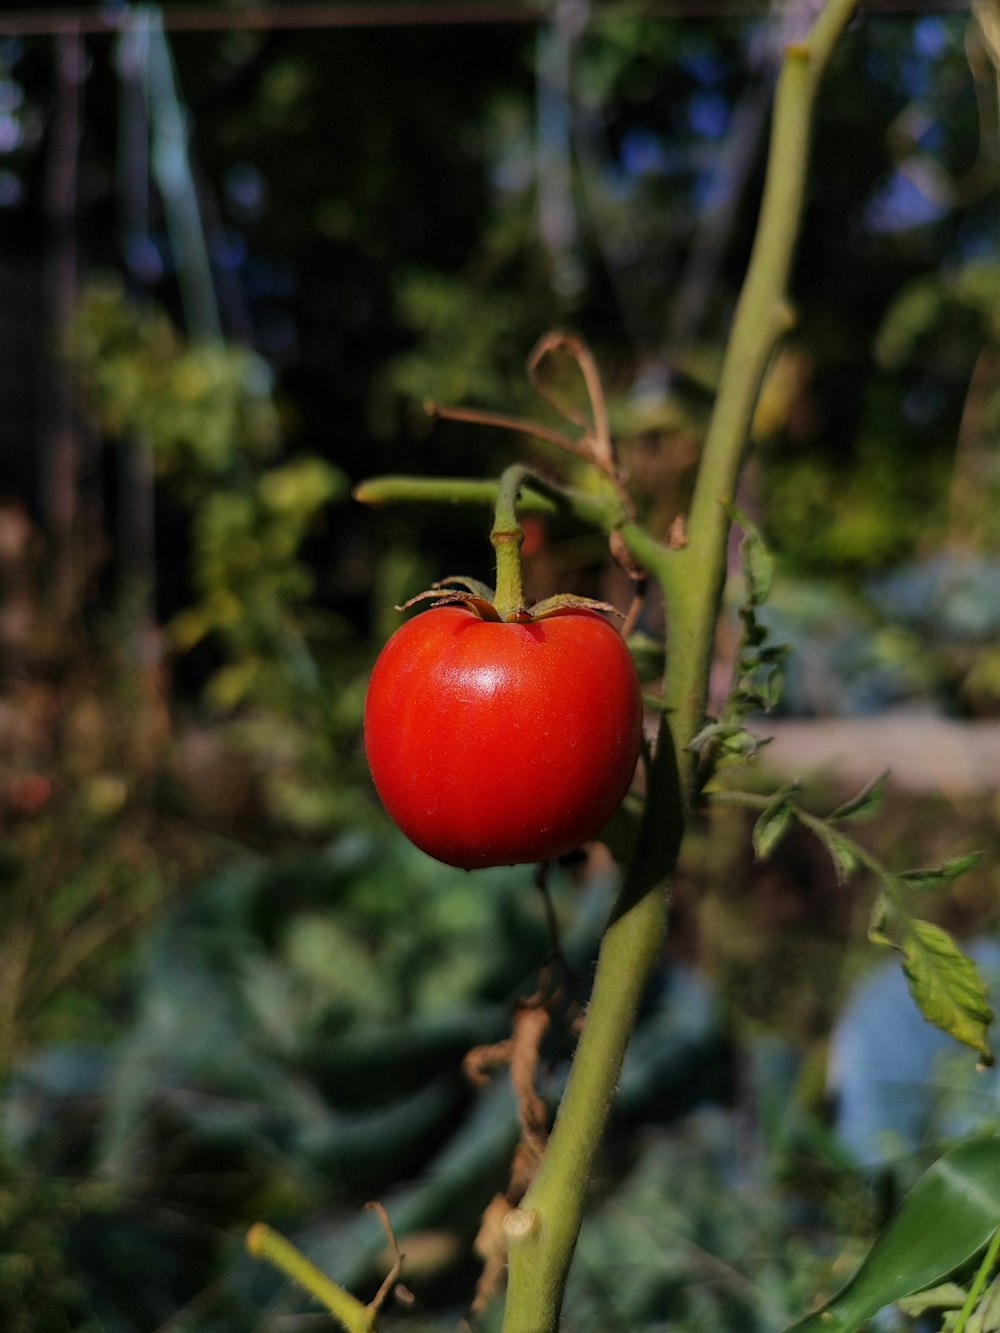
[492,465,530,621]
[501,4,858,1330]
[663,0,859,792]
[952,1226,1000,1333]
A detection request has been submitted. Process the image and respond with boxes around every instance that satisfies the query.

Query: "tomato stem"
[491,464,531,621]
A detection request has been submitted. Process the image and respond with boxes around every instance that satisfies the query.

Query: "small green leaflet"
[730,506,775,606]
[898,852,983,892]
[867,886,892,948]
[753,799,792,860]
[813,822,859,885]
[830,769,890,823]
[783,1136,1000,1333]
[902,918,994,1065]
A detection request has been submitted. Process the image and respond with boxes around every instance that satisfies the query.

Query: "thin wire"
[0,1,975,38]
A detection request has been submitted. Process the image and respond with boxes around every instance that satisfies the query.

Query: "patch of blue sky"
[0,168,22,208]
[914,120,945,153]
[865,170,948,233]
[619,126,670,178]
[677,48,727,87]
[688,90,729,141]
[898,54,931,99]
[913,17,947,59]
[953,213,1000,263]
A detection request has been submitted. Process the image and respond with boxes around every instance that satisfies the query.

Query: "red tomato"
[364,605,642,869]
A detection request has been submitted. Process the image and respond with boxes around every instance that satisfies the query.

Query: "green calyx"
[395,578,621,626]
[391,463,623,627]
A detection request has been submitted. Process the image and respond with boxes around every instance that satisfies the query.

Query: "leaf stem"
[246,1224,377,1333]
[953,1226,1000,1333]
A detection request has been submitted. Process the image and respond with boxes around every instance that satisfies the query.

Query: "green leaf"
[867,886,893,948]
[753,800,792,861]
[896,1282,968,1317]
[731,508,775,606]
[812,822,859,885]
[783,1136,1000,1333]
[688,721,726,755]
[901,919,994,1064]
[830,769,890,823]
[744,538,775,605]
[898,853,983,892]
[624,713,684,899]
[721,729,772,759]
[627,632,667,683]
[757,662,785,713]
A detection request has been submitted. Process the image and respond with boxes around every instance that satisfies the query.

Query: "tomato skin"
[363,605,642,870]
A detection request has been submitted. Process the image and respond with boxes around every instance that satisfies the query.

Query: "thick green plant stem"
[661,0,859,790]
[502,718,684,1332]
[354,8,858,1328]
[501,5,858,1330]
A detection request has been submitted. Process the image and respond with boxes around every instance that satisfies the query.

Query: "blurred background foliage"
[0,2,999,1329]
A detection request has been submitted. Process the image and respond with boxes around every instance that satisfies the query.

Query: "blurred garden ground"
[0,2,999,1329]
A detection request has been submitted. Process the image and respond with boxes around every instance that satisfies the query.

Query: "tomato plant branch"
[659,0,858,789]
[711,786,993,1064]
[353,474,666,584]
[501,5,857,1329]
[502,718,684,1332]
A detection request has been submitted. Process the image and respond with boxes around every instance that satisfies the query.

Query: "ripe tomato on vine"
[364,604,642,870]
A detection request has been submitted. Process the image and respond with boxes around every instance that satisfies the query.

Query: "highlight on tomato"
[363,602,642,870]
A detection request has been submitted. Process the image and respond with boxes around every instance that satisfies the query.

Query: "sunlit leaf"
[811,823,859,885]
[752,800,792,861]
[901,919,994,1064]
[867,886,892,948]
[783,1136,1000,1333]
[830,769,890,823]
[898,853,983,892]
[730,508,775,606]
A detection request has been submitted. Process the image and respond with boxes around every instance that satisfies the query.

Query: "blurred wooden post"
[116,12,158,623]
[40,23,84,623]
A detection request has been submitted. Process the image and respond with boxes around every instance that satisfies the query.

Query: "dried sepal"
[530,593,624,621]
[433,575,497,600]
[394,588,501,620]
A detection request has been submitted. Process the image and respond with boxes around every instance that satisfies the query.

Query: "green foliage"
[705,524,994,1064]
[691,513,788,775]
[3,8,998,1330]
[785,1135,1000,1333]
[755,781,994,1064]
[172,455,345,703]
[69,280,359,834]
[562,1113,839,1333]
[0,1152,96,1333]
[68,276,280,474]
